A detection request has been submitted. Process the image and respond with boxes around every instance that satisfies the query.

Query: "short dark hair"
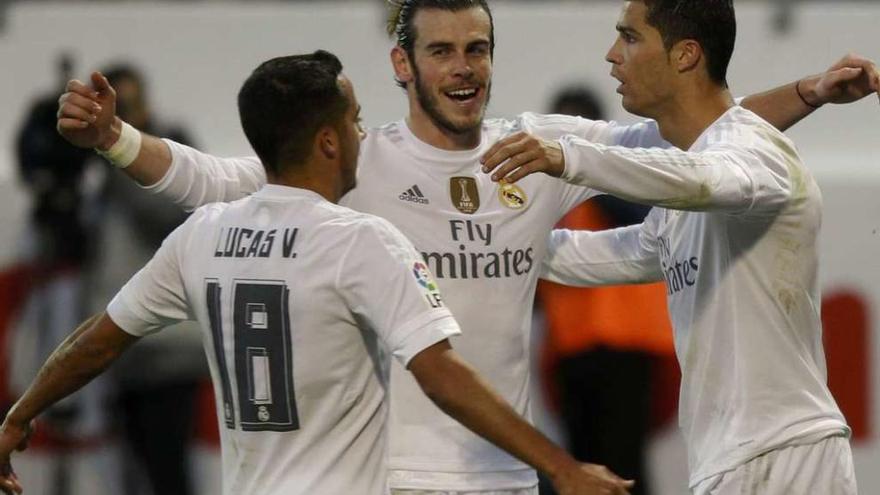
[640,0,736,86]
[387,0,495,89]
[237,50,348,175]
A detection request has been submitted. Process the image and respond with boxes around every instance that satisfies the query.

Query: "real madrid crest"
[450,176,480,214]
[498,180,527,210]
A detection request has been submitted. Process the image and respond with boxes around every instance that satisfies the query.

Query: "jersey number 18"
[205,279,300,432]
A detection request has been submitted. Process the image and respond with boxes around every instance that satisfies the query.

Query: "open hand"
[481,132,566,183]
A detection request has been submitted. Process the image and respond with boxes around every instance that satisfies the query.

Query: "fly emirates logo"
[658,235,699,296]
[420,220,534,279]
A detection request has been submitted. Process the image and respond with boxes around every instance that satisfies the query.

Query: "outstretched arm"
[542,223,663,288]
[741,54,880,131]
[57,72,172,186]
[482,133,794,215]
[0,313,139,494]
[577,54,880,150]
[409,340,633,495]
[57,72,265,209]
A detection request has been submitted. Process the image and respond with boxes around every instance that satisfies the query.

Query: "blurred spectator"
[91,64,208,495]
[536,85,676,495]
[12,53,118,495]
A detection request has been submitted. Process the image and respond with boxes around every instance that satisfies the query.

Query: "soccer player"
[54,1,878,493]
[0,52,635,495]
[480,1,879,493]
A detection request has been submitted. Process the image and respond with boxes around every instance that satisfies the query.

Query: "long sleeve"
[558,135,792,214]
[518,113,670,216]
[143,139,267,210]
[541,215,663,287]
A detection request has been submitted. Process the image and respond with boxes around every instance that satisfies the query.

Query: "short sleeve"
[336,217,461,366]
[107,220,193,336]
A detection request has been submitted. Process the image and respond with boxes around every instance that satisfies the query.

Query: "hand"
[481,132,566,183]
[57,71,121,150]
[811,54,880,106]
[0,420,35,495]
[552,462,634,495]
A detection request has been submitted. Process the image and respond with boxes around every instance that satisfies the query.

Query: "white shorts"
[391,487,538,495]
[692,435,857,495]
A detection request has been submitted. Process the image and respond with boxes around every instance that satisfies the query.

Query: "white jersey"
[107,185,461,495]
[146,113,664,490]
[542,106,848,487]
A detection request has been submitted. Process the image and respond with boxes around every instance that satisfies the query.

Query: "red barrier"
[823,290,871,442]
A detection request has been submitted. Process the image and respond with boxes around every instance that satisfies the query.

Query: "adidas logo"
[399,185,430,205]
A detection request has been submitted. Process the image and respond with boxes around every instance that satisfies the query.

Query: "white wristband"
[95,121,142,168]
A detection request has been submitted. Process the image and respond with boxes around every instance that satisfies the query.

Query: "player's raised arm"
[408,340,633,495]
[741,54,880,131]
[57,72,173,186]
[0,312,139,494]
[482,132,793,214]
[541,53,880,151]
[57,72,266,209]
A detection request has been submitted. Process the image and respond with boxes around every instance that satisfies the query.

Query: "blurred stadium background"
[0,1,877,494]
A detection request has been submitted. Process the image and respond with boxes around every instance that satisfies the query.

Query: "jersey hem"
[388,466,538,491]
[687,422,850,488]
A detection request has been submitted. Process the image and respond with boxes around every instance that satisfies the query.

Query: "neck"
[406,93,482,151]
[266,165,341,203]
[653,82,735,150]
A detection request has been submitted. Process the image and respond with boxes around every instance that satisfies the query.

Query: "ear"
[391,46,414,86]
[673,39,702,74]
[317,126,340,161]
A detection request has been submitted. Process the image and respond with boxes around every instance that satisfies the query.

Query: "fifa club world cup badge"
[450,176,480,214]
[498,180,527,210]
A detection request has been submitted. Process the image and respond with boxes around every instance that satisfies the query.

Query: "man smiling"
[55,1,879,493]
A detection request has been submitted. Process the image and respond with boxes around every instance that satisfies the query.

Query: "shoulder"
[365,121,407,147]
[507,112,622,142]
[179,201,230,232]
[318,202,399,237]
[712,107,797,153]
[482,112,589,136]
[330,207,415,255]
[164,201,231,248]
[358,121,409,172]
[511,112,587,132]
[707,107,805,174]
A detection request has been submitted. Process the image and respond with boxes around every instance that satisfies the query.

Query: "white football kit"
[107,185,461,495]
[541,106,851,489]
[143,113,663,491]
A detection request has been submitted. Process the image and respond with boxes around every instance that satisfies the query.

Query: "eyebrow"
[616,24,640,37]
[425,41,455,51]
[424,38,490,52]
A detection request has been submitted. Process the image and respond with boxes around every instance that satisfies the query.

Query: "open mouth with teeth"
[445,87,480,104]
